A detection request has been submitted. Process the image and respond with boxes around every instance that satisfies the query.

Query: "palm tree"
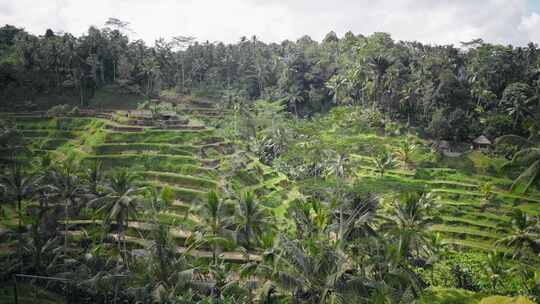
[366,54,394,105]
[0,163,38,231]
[47,159,86,261]
[496,135,540,194]
[496,209,540,258]
[483,250,506,292]
[269,237,365,303]
[324,150,353,248]
[144,185,173,214]
[0,120,26,164]
[479,182,497,211]
[394,140,417,168]
[84,160,103,196]
[141,56,161,98]
[326,74,347,105]
[91,169,142,266]
[22,221,64,276]
[385,192,435,260]
[499,82,534,130]
[328,192,378,250]
[362,237,424,303]
[284,89,304,118]
[0,165,40,275]
[190,191,233,265]
[424,233,446,285]
[372,150,395,177]
[234,192,273,250]
[143,218,199,301]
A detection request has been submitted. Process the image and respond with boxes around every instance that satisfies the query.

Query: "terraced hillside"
[355,161,540,252]
[5,105,540,262]
[3,102,288,262]
[280,107,540,254]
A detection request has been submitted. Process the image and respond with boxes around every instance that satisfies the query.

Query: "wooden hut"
[473,135,492,151]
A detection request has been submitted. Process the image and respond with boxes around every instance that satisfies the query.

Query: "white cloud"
[519,12,540,43]
[0,0,538,46]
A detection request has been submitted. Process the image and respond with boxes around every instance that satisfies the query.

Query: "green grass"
[102,129,213,144]
[140,171,218,190]
[92,142,198,156]
[442,239,503,252]
[143,181,207,201]
[355,174,427,194]
[430,224,503,240]
[35,138,71,150]
[15,117,97,130]
[81,153,199,168]
[439,216,508,232]
[420,287,484,304]
[19,129,79,138]
[232,169,261,187]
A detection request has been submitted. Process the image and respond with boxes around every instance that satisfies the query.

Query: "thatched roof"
[473,135,491,145]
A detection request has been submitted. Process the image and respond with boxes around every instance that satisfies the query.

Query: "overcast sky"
[1,0,540,46]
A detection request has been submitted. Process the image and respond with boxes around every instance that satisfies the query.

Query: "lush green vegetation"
[1,20,540,304]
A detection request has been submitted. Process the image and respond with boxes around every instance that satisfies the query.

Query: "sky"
[1,0,540,46]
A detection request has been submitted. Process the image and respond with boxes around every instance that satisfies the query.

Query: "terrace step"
[19,129,79,138]
[430,224,503,240]
[439,216,508,232]
[144,181,207,201]
[63,220,192,240]
[62,231,262,262]
[92,143,197,156]
[159,125,206,130]
[105,125,145,132]
[96,113,113,120]
[442,238,508,253]
[140,171,218,191]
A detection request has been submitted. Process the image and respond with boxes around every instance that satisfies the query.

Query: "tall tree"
[234,192,273,250]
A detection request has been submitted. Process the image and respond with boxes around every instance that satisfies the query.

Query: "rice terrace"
[1,2,540,303]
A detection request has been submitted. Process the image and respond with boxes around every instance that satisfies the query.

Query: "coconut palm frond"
[510,160,540,194]
[495,134,535,147]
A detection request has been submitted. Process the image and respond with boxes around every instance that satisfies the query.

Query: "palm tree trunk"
[64,198,70,272]
[16,196,24,274]
[79,78,85,107]
[17,197,22,232]
[123,213,129,268]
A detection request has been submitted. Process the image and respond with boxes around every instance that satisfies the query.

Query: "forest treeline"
[1,20,540,141]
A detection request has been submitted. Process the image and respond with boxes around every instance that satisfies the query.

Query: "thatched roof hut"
[473,135,492,150]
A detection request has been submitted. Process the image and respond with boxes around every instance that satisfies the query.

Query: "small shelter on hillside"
[472,135,492,151]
